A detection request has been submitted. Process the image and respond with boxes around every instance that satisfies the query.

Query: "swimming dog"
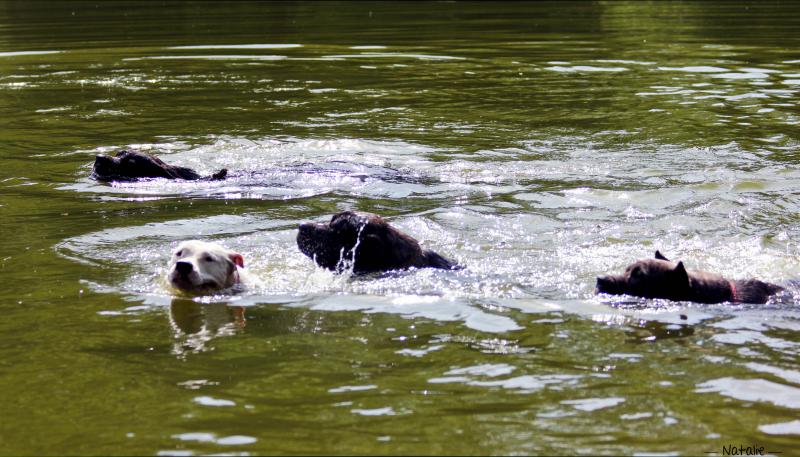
[596,251,783,304]
[167,240,254,294]
[296,211,460,274]
[92,150,227,182]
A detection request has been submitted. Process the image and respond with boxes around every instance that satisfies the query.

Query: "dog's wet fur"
[92,150,227,182]
[296,211,460,274]
[596,251,784,304]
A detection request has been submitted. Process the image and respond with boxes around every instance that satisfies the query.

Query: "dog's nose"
[175,261,193,276]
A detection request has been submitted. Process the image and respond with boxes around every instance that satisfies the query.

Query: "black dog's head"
[596,251,690,300]
[297,211,458,274]
[92,150,178,181]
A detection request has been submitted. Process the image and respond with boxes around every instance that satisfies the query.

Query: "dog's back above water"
[296,211,461,274]
[596,250,784,304]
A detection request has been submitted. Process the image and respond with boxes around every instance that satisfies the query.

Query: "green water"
[2,1,800,455]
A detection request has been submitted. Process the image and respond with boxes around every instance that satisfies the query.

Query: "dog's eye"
[204,255,214,262]
[175,250,183,257]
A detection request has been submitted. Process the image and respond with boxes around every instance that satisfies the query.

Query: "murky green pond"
[2,1,800,455]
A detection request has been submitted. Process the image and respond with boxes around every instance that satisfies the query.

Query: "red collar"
[729,280,738,303]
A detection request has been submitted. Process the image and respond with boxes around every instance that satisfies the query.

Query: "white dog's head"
[167,240,245,294]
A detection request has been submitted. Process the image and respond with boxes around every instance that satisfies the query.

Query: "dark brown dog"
[92,150,227,182]
[596,251,784,304]
[296,211,460,274]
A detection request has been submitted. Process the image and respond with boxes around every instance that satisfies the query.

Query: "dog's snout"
[298,222,315,234]
[175,261,194,276]
[596,275,620,294]
[297,223,322,241]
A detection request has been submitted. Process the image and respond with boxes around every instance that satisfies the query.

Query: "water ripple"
[696,377,800,409]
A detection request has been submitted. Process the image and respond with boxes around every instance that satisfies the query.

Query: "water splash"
[334,217,368,274]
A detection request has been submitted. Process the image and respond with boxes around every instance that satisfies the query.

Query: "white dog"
[167,240,254,294]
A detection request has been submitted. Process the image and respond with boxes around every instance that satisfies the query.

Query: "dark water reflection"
[2,1,800,455]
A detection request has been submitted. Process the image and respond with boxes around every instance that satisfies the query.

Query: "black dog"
[297,211,460,274]
[596,251,784,304]
[92,150,227,182]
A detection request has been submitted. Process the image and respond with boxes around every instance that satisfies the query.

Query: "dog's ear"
[655,250,669,261]
[228,252,244,268]
[673,261,689,283]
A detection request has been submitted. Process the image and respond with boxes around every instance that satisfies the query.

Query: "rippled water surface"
[2,2,800,455]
